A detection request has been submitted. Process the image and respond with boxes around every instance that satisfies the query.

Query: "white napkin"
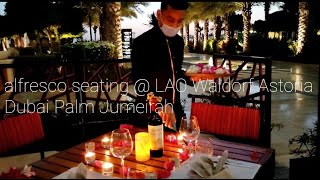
[188,150,232,179]
[53,163,120,179]
[67,163,88,179]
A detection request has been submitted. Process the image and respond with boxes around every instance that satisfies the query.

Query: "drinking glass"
[179,116,200,156]
[110,128,133,178]
[127,165,148,179]
[195,138,214,156]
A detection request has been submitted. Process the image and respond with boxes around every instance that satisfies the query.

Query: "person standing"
[132,0,191,130]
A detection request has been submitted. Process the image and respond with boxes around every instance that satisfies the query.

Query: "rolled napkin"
[67,163,88,179]
[188,150,233,179]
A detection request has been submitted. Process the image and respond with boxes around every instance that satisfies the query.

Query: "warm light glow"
[102,162,113,168]
[178,149,183,153]
[105,150,111,156]
[101,137,110,148]
[102,137,110,142]
[177,134,185,141]
[85,152,96,164]
[135,132,151,162]
[208,57,213,67]
[102,162,114,176]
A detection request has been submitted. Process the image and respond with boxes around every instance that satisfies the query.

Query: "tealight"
[85,152,96,164]
[102,162,114,176]
[101,137,110,149]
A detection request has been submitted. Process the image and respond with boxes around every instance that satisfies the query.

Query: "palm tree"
[100,2,122,59]
[79,2,101,41]
[184,22,189,48]
[203,19,209,51]
[242,2,252,53]
[212,16,222,40]
[223,14,231,43]
[100,2,148,59]
[296,2,309,55]
[186,2,224,50]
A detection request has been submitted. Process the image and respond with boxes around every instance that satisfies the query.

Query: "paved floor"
[0,53,318,179]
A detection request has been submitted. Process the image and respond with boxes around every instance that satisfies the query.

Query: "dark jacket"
[131,25,191,128]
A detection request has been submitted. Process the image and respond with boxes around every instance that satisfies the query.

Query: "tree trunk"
[100,2,122,59]
[2,39,7,51]
[180,26,184,38]
[203,19,209,51]
[297,2,309,55]
[215,16,222,40]
[185,22,189,47]
[242,2,252,53]
[89,13,93,41]
[264,2,270,38]
[224,14,230,43]
[5,37,10,49]
[23,33,28,47]
[193,20,199,50]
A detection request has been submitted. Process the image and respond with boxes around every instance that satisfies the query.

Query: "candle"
[85,142,95,152]
[102,162,114,176]
[177,133,185,145]
[101,137,110,148]
[135,132,150,162]
[85,152,96,164]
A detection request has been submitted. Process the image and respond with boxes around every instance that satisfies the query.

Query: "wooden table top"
[29,127,275,179]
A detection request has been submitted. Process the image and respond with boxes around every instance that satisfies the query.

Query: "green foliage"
[62,41,114,50]
[249,35,293,57]
[61,41,115,61]
[287,39,298,55]
[289,120,318,157]
[202,38,227,54]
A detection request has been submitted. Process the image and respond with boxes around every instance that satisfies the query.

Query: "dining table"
[29,126,275,179]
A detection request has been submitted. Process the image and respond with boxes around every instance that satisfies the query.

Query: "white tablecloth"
[169,153,261,179]
[52,167,119,179]
[52,153,261,179]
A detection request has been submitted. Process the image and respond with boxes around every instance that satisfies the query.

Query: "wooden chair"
[0,112,45,159]
[187,54,272,147]
[189,94,267,147]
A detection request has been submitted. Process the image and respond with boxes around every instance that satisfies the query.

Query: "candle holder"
[84,152,96,164]
[85,142,95,152]
[102,162,114,176]
[101,137,110,149]
[135,132,150,162]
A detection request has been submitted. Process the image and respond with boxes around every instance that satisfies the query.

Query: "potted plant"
[60,41,115,61]
[288,120,319,179]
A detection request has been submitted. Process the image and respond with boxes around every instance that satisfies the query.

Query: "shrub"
[288,39,298,55]
[249,36,292,57]
[61,41,115,61]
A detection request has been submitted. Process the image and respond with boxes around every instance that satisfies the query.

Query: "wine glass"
[179,116,200,156]
[110,128,133,177]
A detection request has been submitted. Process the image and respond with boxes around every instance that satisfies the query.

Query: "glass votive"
[195,139,214,156]
[84,152,96,164]
[102,162,114,176]
[85,142,95,152]
[145,172,157,179]
[127,165,148,179]
[101,137,110,149]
